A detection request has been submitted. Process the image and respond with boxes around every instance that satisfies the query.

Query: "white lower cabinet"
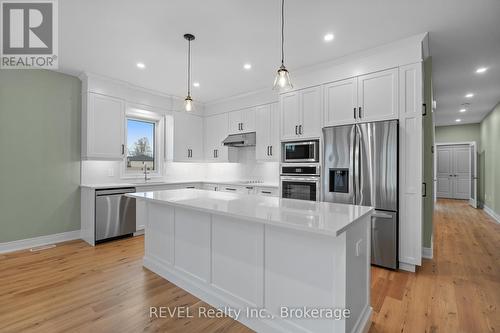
[173,112,203,162]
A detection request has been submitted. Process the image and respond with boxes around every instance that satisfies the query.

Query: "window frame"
[122,107,164,179]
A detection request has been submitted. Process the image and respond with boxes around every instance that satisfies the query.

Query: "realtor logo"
[1,0,58,68]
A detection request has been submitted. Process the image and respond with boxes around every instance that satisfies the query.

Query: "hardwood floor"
[1,199,498,333]
[370,199,500,333]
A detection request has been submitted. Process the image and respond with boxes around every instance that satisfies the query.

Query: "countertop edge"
[128,193,373,237]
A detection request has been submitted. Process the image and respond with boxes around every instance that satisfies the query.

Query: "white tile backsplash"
[81,151,279,185]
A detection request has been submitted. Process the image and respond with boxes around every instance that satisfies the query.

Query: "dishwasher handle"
[95,187,136,196]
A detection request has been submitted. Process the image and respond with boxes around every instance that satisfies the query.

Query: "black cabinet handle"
[295,125,298,135]
[185,186,195,189]
[299,125,303,134]
[215,149,218,158]
[261,191,272,194]
[121,144,125,155]
[241,122,244,131]
[267,146,270,156]
[358,107,362,119]
[422,182,427,197]
[225,188,236,191]
[270,146,273,156]
[354,107,357,119]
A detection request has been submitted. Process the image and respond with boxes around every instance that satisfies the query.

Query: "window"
[126,118,156,171]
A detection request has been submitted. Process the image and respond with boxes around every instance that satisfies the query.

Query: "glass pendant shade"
[273,65,293,90]
[184,95,193,112]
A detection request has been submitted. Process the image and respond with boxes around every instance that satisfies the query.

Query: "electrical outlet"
[107,168,114,177]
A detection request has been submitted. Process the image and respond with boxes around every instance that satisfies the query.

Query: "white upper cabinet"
[280,91,300,140]
[324,78,358,127]
[228,107,256,134]
[255,103,279,161]
[173,112,203,162]
[299,86,322,138]
[280,86,322,140]
[204,113,228,161]
[322,68,399,127]
[357,68,399,122]
[83,93,125,160]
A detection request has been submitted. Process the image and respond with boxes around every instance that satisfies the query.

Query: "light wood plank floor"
[1,199,499,333]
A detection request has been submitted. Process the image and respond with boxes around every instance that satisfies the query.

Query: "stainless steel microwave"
[282,140,319,163]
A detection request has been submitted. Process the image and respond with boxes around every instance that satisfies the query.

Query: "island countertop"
[128,189,373,237]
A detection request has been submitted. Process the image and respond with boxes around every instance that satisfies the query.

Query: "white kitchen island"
[129,189,373,333]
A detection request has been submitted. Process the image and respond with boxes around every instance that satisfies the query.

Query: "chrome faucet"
[143,163,151,182]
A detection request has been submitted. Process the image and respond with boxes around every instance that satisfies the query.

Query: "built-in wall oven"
[280,164,320,201]
[282,140,319,163]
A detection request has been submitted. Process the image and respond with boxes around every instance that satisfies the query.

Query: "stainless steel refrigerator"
[322,120,398,269]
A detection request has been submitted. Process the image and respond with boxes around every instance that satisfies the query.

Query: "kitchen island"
[129,189,373,333]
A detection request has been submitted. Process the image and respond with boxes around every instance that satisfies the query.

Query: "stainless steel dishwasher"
[95,187,136,243]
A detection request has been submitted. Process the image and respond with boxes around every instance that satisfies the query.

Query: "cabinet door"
[173,112,203,161]
[86,93,125,159]
[280,91,300,140]
[324,78,358,127]
[255,104,271,161]
[228,110,242,134]
[299,86,322,138]
[205,113,228,161]
[358,68,398,122]
[269,102,279,161]
[241,107,256,133]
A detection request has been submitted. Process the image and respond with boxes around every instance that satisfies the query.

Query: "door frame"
[434,141,477,207]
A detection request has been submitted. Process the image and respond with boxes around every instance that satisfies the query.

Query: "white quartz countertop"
[128,189,373,237]
[80,180,279,189]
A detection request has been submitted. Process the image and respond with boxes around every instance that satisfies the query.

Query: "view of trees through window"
[126,118,155,171]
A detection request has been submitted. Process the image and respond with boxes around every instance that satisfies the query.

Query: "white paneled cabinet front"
[228,107,256,134]
[324,78,358,127]
[204,113,228,161]
[255,103,279,161]
[358,68,399,122]
[173,112,203,162]
[280,86,322,140]
[83,93,125,160]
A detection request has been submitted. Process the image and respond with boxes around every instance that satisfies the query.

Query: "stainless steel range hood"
[222,132,256,147]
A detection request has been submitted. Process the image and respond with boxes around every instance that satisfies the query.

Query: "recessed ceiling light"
[475,67,488,74]
[459,108,467,113]
[243,63,252,70]
[465,93,474,98]
[456,119,462,122]
[323,33,334,42]
[193,82,200,87]
[136,62,146,69]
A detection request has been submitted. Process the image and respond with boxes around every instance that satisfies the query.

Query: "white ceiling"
[59,0,500,125]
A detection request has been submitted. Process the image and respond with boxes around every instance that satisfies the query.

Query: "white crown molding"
[0,230,81,254]
[483,205,500,224]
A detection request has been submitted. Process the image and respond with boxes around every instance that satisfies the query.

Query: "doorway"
[435,142,477,207]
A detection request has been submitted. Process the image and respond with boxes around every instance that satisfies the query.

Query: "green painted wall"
[422,58,434,249]
[435,123,481,145]
[0,70,81,242]
[479,102,500,213]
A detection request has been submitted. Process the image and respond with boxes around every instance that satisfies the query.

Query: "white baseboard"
[422,247,433,259]
[0,230,81,254]
[399,262,416,272]
[483,205,500,224]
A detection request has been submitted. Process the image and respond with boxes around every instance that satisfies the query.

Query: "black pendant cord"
[281,0,285,66]
[187,39,191,96]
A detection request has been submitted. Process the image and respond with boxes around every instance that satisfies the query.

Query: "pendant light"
[273,0,292,90]
[184,33,195,112]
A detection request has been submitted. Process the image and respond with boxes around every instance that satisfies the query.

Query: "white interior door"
[436,147,453,198]
[436,144,471,200]
[453,146,471,200]
[469,143,478,208]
